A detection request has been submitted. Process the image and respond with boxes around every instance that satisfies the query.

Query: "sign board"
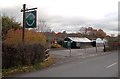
[76,42,80,47]
[67,41,71,48]
[25,11,36,28]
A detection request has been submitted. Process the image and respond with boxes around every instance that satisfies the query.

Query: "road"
[50,47,104,58]
[15,50,118,77]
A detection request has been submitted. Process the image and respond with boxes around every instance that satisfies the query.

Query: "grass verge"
[2,56,55,77]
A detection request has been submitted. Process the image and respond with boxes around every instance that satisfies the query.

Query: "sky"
[0,0,119,36]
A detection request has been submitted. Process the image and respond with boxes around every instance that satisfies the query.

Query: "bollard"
[44,49,50,61]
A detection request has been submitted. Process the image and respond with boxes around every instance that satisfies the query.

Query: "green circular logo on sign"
[26,13,35,26]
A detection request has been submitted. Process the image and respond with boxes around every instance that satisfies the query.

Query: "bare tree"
[79,27,87,34]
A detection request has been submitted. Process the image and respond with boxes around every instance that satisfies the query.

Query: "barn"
[64,37,92,48]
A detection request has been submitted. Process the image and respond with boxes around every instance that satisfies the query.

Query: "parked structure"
[64,37,92,48]
[91,38,108,47]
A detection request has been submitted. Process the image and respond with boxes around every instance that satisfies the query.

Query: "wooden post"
[21,4,37,45]
[70,48,71,57]
[103,43,106,52]
[22,4,26,45]
[96,43,97,53]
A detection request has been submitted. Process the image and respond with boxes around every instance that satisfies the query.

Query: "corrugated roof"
[68,37,91,42]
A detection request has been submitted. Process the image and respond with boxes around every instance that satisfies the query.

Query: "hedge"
[107,37,119,50]
[2,43,46,69]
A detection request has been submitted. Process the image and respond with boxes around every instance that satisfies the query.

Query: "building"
[64,37,92,48]
[91,38,108,47]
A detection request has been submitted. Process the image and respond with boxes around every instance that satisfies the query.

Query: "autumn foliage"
[2,29,47,69]
[2,15,50,70]
[3,29,46,46]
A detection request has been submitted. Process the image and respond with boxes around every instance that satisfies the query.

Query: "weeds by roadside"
[2,56,55,77]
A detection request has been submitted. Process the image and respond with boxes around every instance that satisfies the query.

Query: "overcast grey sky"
[1,0,119,35]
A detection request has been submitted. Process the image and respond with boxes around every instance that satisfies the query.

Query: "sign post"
[22,4,26,45]
[96,42,97,53]
[26,11,36,28]
[21,4,37,45]
[67,41,71,57]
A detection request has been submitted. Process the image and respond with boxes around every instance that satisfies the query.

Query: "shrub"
[57,40,63,46]
[105,46,112,51]
[3,29,46,47]
[2,43,46,69]
[2,29,47,69]
[106,37,119,50]
[2,16,21,40]
[51,44,61,48]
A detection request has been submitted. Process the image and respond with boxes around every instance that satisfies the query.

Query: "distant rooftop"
[67,37,91,42]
